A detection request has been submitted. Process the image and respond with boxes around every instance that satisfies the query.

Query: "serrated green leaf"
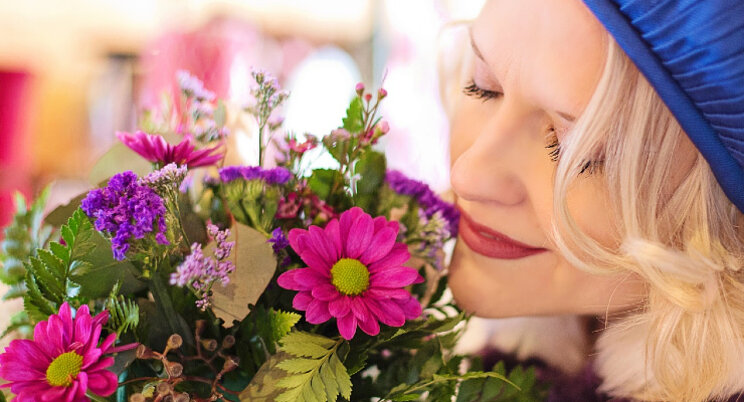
[280,331,336,355]
[392,394,421,401]
[271,309,301,342]
[342,96,364,134]
[310,375,325,402]
[37,249,66,281]
[319,358,339,401]
[277,358,322,374]
[49,242,68,262]
[330,353,351,400]
[276,371,313,389]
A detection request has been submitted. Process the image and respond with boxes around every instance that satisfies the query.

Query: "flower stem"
[149,268,195,347]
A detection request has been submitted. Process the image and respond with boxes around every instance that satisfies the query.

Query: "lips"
[458,209,547,259]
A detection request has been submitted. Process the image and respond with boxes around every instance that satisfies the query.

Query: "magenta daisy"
[117,130,224,168]
[278,207,423,340]
[0,303,125,402]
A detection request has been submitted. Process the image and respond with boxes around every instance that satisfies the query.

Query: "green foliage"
[353,150,386,212]
[308,169,345,200]
[1,189,51,288]
[237,306,302,381]
[105,283,140,337]
[385,371,515,402]
[456,362,547,402]
[274,331,351,402]
[23,208,139,322]
[342,96,364,134]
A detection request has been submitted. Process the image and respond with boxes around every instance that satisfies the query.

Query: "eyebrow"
[470,27,578,123]
[469,28,486,62]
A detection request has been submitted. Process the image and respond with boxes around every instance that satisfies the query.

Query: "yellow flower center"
[46,351,83,387]
[331,258,370,296]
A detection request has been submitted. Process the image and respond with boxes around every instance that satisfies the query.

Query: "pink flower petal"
[358,314,380,336]
[307,226,338,265]
[360,227,397,265]
[73,310,92,349]
[311,284,340,301]
[366,288,411,300]
[293,292,313,310]
[323,219,343,258]
[40,385,68,401]
[370,266,420,288]
[294,268,329,287]
[99,333,116,354]
[345,213,374,259]
[2,339,50,370]
[372,216,387,233]
[305,300,332,324]
[92,310,109,327]
[337,313,357,340]
[339,207,364,249]
[367,243,410,273]
[64,379,79,402]
[399,296,423,320]
[83,357,114,373]
[86,370,118,396]
[350,297,373,323]
[75,371,88,401]
[33,321,54,356]
[278,269,303,290]
[299,249,332,272]
[369,298,405,327]
[328,296,351,318]
[288,228,309,255]
[82,348,103,370]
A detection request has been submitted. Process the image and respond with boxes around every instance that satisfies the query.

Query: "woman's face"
[447,0,647,317]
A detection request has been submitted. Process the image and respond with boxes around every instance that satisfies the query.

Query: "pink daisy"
[117,130,224,168]
[0,303,124,402]
[278,207,423,340]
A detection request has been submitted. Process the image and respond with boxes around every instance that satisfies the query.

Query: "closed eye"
[463,79,503,101]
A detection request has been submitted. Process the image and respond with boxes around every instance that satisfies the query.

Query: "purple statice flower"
[81,171,169,260]
[268,227,291,267]
[139,163,188,189]
[170,224,235,310]
[218,166,291,185]
[385,170,460,236]
[176,70,216,101]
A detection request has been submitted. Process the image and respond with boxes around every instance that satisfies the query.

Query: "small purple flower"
[385,170,460,236]
[218,166,291,185]
[268,227,289,254]
[139,163,188,189]
[81,171,169,260]
[171,224,235,310]
[176,70,215,101]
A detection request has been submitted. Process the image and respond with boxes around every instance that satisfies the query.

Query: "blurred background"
[0,0,485,231]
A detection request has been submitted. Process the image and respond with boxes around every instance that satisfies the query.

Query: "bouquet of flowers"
[0,70,545,401]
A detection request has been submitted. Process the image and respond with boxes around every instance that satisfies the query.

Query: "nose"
[450,98,533,206]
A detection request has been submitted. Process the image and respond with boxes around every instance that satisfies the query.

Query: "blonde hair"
[551,37,744,401]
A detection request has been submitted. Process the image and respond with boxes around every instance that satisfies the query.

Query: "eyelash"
[463,79,502,101]
[463,79,603,175]
[545,131,604,175]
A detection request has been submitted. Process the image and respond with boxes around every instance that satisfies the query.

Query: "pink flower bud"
[378,88,388,99]
[355,82,365,95]
[377,121,390,134]
[364,93,372,102]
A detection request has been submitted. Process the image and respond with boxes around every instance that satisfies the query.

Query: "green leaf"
[330,353,351,400]
[271,309,301,342]
[44,191,87,227]
[210,223,277,325]
[88,143,152,186]
[353,150,386,211]
[342,96,364,134]
[277,358,322,374]
[241,352,296,401]
[279,332,336,359]
[308,169,344,200]
[105,284,140,336]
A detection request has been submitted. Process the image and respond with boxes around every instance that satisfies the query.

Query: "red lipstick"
[458,209,547,259]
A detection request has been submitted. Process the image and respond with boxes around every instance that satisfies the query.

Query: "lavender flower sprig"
[81,171,169,260]
[385,170,460,236]
[218,166,291,185]
[170,223,235,310]
[245,69,288,166]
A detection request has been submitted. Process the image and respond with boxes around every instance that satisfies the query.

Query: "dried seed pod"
[200,338,218,352]
[136,344,154,360]
[174,392,190,402]
[166,361,184,378]
[222,356,240,373]
[156,381,174,395]
[221,335,236,349]
[129,394,146,402]
[167,334,183,349]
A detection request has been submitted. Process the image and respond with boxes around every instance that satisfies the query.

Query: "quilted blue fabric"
[582,0,744,212]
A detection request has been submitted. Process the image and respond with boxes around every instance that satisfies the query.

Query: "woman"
[445,0,744,400]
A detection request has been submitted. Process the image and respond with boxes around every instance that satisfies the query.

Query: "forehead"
[472,0,607,113]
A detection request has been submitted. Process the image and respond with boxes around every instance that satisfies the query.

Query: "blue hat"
[581,0,744,213]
